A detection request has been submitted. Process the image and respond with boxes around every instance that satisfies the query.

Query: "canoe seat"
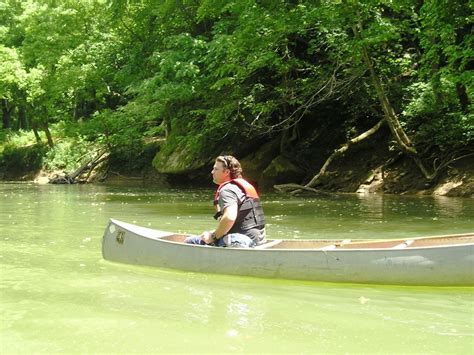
[254,240,283,249]
[319,240,351,250]
[320,244,337,250]
[392,240,414,249]
[160,234,188,243]
[336,239,351,246]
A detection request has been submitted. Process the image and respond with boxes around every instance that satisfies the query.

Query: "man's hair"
[216,155,242,179]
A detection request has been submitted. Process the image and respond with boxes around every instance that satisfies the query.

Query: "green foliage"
[3,129,42,146]
[402,81,473,151]
[0,141,45,175]
[42,136,96,172]
[0,45,27,100]
[0,129,7,144]
[79,108,145,148]
[1,0,472,179]
[77,107,160,171]
[0,125,92,174]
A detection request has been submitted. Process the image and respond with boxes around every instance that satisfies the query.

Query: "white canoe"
[102,219,474,286]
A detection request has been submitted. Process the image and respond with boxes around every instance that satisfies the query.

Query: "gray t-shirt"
[217,182,266,245]
[218,183,246,211]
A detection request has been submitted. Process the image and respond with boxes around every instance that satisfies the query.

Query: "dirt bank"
[3,154,473,198]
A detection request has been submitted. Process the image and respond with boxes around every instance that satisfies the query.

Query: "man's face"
[211,161,230,185]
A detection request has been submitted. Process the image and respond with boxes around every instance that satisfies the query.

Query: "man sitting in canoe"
[185,155,266,247]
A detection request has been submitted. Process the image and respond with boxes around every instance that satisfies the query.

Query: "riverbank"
[1,126,472,197]
[3,154,472,198]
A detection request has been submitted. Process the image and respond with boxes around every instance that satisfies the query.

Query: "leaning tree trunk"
[50,150,109,184]
[43,120,54,148]
[306,119,385,187]
[351,22,436,181]
[31,120,42,143]
[67,150,108,183]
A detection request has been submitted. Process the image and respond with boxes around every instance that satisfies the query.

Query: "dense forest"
[0,0,472,194]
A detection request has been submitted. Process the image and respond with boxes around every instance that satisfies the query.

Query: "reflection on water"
[264,193,473,240]
[433,195,466,218]
[356,193,386,222]
[0,183,473,353]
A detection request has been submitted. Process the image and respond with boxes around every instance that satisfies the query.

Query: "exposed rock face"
[356,167,384,194]
[239,140,280,186]
[444,180,474,197]
[148,141,473,197]
[262,155,305,189]
[34,171,51,185]
[152,145,207,174]
[434,181,464,196]
[6,134,471,197]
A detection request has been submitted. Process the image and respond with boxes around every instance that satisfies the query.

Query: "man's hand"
[200,231,215,244]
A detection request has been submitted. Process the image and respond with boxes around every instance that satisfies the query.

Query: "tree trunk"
[352,23,435,180]
[456,82,470,113]
[164,107,173,138]
[279,125,298,155]
[2,99,13,129]
[429,46,444,108]
[31,120,42,143]
[18,105,27,130]
[43,120,54,148]
[74,93,80,120]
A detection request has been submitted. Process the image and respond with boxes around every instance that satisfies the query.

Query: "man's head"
[212,155,242,184]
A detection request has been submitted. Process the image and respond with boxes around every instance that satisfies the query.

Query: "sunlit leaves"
[0,46,27,100]
[1,0,472,172]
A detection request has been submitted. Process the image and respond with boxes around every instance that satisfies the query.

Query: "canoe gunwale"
[107,219,474,252]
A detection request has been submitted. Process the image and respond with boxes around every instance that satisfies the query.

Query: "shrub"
[0,142,45,176]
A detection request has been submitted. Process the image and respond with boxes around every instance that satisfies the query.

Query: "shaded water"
[1,183,473,353]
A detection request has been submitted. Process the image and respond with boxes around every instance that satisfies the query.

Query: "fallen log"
[50,150,109,184]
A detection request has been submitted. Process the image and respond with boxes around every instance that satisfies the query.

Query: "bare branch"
[275,119,385,194]
[240,64,364,135]
[273,183,331,196]
[433,151,474,177]
[305,119,385,188]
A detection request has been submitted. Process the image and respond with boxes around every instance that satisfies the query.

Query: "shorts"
[184,233,255,248]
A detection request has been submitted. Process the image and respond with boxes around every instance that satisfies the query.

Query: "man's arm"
[201,203,238,244]
[214,203,238,238]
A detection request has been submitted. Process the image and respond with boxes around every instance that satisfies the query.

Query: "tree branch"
[275,119,385,194]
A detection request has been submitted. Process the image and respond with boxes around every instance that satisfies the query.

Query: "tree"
[277,0,472,193]
[0,46,27,129]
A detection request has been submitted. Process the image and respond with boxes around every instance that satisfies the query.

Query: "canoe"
[102,219,474,286]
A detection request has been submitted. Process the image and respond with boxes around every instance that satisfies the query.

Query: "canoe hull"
[102,219,474,286]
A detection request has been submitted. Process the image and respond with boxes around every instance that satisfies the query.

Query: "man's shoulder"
[221,181,242,191]
[219,181,245,203]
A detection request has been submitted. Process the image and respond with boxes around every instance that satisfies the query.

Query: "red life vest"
[213,178,265,234]
[214,178,259,205]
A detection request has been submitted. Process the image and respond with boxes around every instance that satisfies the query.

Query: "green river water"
[0,183,473,353]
